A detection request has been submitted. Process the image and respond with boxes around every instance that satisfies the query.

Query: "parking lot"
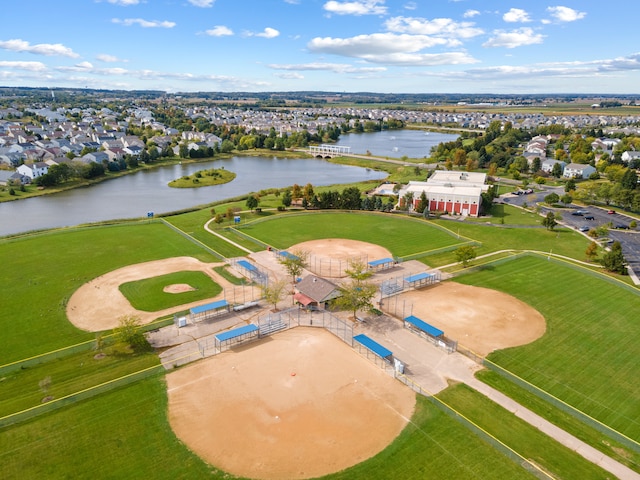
[498,187,640,281]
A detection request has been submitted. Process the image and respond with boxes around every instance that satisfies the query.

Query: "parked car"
[571,211,583,216]
[584,215,595,220]
[607,210,616,214]
[579,226,590,232]
[615,224,629,229]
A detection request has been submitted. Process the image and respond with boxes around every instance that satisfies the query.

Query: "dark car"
[571,211,583,216]
[584,215,595,220]
[615,224,629,229]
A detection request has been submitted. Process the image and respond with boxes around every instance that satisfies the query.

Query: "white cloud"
[76,61,94,69]
[112,18,176,28]
[308,34,478,66]
[503,8,531,23]
[384,16,483,40]
[463,10,480,19]
[205,26,233,37]
[105,0,141,5]
[404,2,417,10]
[0,39,79,58]
[0,60,48,72]
[96,54,124,62]
[188,0,215,7]
[274,72,304,79]
[269,62,386,73]
[283,0,300,4]
[323,0,387,16]
[547,6,586,22]
[245,27,280,39]
[483,28,545,48]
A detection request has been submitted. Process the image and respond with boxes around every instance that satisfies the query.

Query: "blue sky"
[1,0,639,94]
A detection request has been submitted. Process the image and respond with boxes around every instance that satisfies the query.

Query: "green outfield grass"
[454,254,640,442]
[436,383,612,479]
[0,222,219,365]
[0,379,537,480]
[119,271,222,312]
[234,211,464,258]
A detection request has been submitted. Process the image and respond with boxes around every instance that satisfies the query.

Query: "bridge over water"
[309,144,351,158]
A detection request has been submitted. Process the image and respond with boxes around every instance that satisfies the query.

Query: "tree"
[544,192,560,205]
[214,213,224,225]
[560,193,573,205]
[261,279,287,312]
[454,245,477,267]
[115,315,148,351]
[602,241,626,274]
[291,184,302,202]
[415,190,428,214]
[281,190,292,208]
[585,241,599,261]
[542,212,558,230]
[551,162,562,178]
[565,178,576,192]
[246,194,259,212]
[278,249,308,292]
[335,260,377,320]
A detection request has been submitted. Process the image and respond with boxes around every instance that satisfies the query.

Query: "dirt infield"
[166,328,416,480]
[395,282,546,356]
[66,257,258,332]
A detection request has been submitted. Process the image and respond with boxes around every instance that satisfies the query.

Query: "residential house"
[621,151,640,164]
[16,161,49,180]
[563,163,596,179]
[83,151,110,164]
[540,159,566,174]
[0,171,29,186]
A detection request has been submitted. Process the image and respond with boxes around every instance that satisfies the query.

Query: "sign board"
[147,211,154,218]
[234,216,241,224]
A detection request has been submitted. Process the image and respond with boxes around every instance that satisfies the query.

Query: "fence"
[379,294,413,318]
[484,358,640,454]
[307,253,369,278]
[228,258,269,286]
[379,270,441,299]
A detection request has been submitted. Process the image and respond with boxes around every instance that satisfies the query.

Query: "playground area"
[166,327,416,480]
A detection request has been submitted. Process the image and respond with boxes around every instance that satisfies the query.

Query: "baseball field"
[0,209,638,479]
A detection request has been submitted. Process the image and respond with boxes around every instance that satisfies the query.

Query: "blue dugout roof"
[404,272,434,283]
[368,257,394,267]
[215,324,258,342]
[278,251,300,261]
[404,315,444,337]
[190,299,229,315]
[353,334,393,358]
[237,260,258,272]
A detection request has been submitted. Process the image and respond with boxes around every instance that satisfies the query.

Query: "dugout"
[234,259,267,284]
[353,333,393,368]
[404,271,440,289]
[214,324,259,353]
[404,315,449,348]
[368,257,395,272]
[189,299,231,323]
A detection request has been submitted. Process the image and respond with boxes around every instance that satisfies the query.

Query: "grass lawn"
[454,254,640,441]
[0,381,537,480]
[476,369,640,471]
[235,211,464,258]
[119,271,222,312]
[0,222,220,365]
[168,167,235,188]
[436,383,613,479]
[464,204,543,226]
[0,348,159,419]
